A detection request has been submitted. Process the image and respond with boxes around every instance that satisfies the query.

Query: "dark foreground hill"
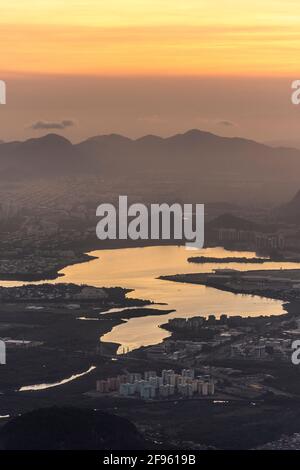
[0,407,147,450]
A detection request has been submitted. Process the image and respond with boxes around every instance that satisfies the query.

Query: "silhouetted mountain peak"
[22,133,72,149]
[135,134,164,144]
[82,133,132,145]
[183,129,213,138]
[169,128,216,143]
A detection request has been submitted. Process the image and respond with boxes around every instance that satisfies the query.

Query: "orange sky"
[1,0,300,76]
[1,1,300,144]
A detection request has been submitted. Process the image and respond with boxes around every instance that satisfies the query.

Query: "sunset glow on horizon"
[1,0,300,76]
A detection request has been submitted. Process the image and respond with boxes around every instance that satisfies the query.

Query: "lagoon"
[2,245,299,353]
[56,246,300,352]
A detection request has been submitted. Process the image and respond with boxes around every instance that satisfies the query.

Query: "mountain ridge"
[1,129,300,203]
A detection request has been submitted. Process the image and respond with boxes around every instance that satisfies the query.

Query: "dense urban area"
[1,168,300,449]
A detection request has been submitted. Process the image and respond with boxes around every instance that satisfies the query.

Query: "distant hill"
[0,407,147,450]
[266,139,300,150]
[207,213,262,231]
[1,129,300,203]
[206,213,278,235]
[0,134,100,180]
[275,189,300,223]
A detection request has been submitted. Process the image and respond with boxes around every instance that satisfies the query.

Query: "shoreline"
[0,241,279,283]
[100,307,175,354]
[159,272,300,316]
[3,247,300,359]
[0,252,98,282]
[0,240,185,283]
[0,302,174,394]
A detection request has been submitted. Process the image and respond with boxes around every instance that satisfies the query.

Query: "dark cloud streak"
[217,120,236,127]
[30,120,75,130]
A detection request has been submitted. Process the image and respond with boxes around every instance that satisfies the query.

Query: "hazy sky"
[0,1,300,142]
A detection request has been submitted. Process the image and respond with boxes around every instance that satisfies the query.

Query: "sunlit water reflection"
[2,246,299,353]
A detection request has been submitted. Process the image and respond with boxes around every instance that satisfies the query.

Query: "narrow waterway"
[18,366,96,392]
